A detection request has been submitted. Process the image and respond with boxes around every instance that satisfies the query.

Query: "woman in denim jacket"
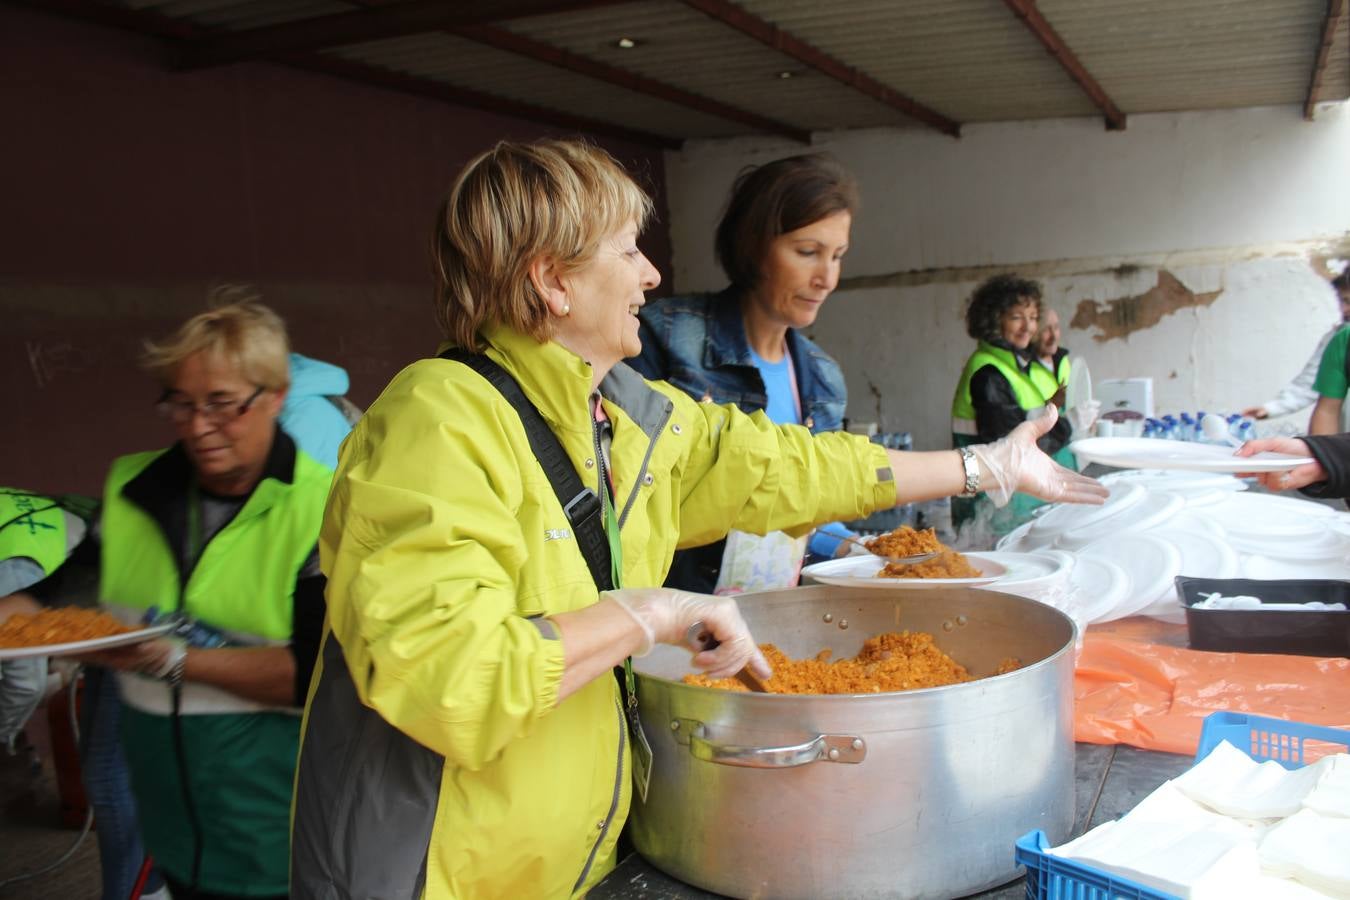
[631,155,859,594]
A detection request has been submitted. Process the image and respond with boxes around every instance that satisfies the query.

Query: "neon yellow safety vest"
[0,489,67,575]
[951,342,1055,446]
[99,441,329,895]
[1029,354,1070,403]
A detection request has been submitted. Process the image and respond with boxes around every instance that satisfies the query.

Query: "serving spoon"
[834,533,939,566]
[685,622,771,692]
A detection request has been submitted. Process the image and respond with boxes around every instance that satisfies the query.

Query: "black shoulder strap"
[439,349,614,592]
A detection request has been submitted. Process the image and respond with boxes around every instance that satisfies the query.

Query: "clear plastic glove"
[605,587,771,680]
[970,406,1109,507]
[0,657,48,753]
[1066,399,1102,436]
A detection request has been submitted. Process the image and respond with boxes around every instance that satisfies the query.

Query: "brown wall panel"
[1,6,672,495]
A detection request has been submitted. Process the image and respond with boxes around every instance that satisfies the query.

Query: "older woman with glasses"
[289,139,1103,900]
[81,296,331,900]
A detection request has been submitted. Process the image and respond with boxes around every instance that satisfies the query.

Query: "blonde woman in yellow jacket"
[289,140,1105,900]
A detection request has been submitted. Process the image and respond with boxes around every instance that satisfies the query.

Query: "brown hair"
[714,154,859,291]
[432,140,653,350]
[965,275,1043,343]
[140,286,290,389]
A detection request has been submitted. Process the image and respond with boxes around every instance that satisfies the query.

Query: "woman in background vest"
[951,274,1074,537]
[78,296,331,900]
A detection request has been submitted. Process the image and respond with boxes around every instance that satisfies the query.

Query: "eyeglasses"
[155,386,265,426]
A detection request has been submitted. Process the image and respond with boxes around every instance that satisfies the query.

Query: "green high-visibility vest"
[0,488,67,575]
[99,443,329,895]
[1029,354,1070,403]
[951,342,1054,446]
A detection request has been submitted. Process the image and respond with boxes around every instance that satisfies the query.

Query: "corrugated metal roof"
[503,1,913,132]
[326,31,741,139]
[99,0,1350,143]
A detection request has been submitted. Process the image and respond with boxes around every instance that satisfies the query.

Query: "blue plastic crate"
[1194,713,1350,769]
[1015,713,1350,900]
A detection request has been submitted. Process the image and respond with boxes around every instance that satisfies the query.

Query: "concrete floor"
[0,703,102,900]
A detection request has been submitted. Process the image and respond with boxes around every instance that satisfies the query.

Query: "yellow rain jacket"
[290,324,896,900]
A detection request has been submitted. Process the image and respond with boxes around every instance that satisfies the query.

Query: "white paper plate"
[1078,533,1182,621]
[1099,469,1246,494]
[1030,483,1146,544]
[1067,555,1131,624]
[1136,524,1242,623]
[1054,491,1186,550]
[995,520,1036,552]
[1240,555,1350,581]
[1227,529,1346,561]
[1069,437,1313,473]
[1066,356,1092,411]
[1208,492,1335,537]
[0,622,175,661]
[971,551,1070,588]
[800,553,1006,589]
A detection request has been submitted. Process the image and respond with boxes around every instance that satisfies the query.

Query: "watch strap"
[958,447,980,498]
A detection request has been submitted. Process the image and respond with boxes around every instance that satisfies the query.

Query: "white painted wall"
[662,105,1350,449]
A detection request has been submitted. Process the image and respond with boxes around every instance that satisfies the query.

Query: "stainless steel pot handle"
[675,719,866,768]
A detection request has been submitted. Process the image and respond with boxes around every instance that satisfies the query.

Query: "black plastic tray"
[1176,576,1350,657]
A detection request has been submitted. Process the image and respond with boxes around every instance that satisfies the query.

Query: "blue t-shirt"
[747,347,850,559]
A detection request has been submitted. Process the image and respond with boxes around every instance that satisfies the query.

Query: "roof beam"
[1001,0,1126,131]
[1305,0,1347,120]
[676,0,960,138]
[27,0,677,148]
[450,24,811,143]
[282,53,680,148]
[175,0,638,70]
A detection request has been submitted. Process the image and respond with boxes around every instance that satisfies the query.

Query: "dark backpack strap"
[439,349,614,592]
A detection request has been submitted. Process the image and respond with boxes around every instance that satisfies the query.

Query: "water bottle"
[1178,413,1195,441]
[1236,421,1254,445]
[1193,411,1208,442]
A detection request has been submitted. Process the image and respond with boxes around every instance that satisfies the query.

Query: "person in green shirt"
[1308,271,1350,436]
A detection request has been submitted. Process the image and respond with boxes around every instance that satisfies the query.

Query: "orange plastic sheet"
[1074,620,1350,757]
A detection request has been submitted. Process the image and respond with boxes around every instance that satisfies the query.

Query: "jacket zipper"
[573,693,628,893]
[616,401,672,530]
[572,408,629,893]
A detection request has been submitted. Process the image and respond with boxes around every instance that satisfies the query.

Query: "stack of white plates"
[973,550,1082,631]
[996,471,1349,625]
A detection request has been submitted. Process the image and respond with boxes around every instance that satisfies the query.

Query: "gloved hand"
[970,407,1109,508]
[605,587,771,680]
[0,658,48,754]
[1066,399,1101,436]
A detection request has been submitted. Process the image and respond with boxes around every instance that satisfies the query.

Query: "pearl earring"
[562,303,570,315]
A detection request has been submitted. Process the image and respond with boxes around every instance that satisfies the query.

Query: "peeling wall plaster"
[1072,271,1223,342]
[664,106,1350,450]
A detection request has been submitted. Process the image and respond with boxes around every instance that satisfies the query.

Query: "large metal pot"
[629,585,1076,899]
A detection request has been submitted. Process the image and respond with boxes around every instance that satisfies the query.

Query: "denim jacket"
[631,289,847,433]
[631,289,850,592]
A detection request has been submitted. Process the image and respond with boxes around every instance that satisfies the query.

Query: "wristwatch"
[958,447,980,498]
[156,645,188,688]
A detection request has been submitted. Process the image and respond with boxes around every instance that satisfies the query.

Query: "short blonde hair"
[141,287,291,390]
[432,139,654,350]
